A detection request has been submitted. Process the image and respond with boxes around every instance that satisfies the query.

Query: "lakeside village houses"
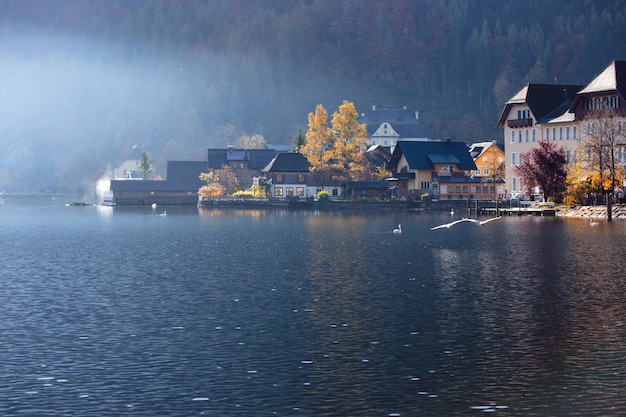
[107,59,626,207]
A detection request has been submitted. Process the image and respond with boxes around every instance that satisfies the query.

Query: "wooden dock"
[481,206,556,216]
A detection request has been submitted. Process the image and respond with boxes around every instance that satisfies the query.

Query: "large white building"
[497,59,626,195]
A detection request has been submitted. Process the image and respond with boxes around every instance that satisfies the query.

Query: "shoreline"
[557,204,626,219]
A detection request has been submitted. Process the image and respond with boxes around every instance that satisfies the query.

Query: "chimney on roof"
[372,105,376,111]
[415,111,419,120]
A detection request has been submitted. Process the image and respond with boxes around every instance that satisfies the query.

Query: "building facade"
[497,60,626,196]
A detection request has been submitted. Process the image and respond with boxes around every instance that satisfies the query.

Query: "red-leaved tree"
[513,140,567,202]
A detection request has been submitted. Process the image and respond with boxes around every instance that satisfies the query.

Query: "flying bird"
[474,216,502,226]
[431,217,501,230]
[431,218,476,230]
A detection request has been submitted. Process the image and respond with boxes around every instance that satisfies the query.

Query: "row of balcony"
[507,118,533,128]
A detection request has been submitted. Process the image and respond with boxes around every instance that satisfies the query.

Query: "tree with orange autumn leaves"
[198,165,239,198]
[300,101,370,184]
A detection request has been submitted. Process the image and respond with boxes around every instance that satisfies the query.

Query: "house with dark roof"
[497,59,626,196]
[207,147,278,189]
[358,106,432,148]
[261,152,317,200]
[390,140,486,201]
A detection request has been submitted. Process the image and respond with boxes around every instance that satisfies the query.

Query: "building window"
[275,174,284,183]
[525,130,529,142]
[476,168,481,175]
[566,126,570,140]
[559,127,563,140]
[332,189,338,197]
[286,187,294,197]
[573,126,577,139]
[586,98,593,111]
[455,186,461,193]
[513,177,517,192]
[518,131,522,142]
[611,96,617,108]
[484,168,490,175]
[275,187,283,196]
[463,186,468,193]
[483,185,488,193]
[296,187,304,196]
[511,152,516,166]
[511,131,515,143]
[566,150,570,163]
[552,128,556,141]
[532,129,536,142]
[297,174,305,183]
[546,128,550,140]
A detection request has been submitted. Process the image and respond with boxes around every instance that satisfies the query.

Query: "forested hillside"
[1,0,625,193]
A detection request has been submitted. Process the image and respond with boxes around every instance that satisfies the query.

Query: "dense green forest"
[1,0,625,193]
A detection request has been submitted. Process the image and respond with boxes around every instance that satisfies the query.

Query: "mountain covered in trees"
[1,0,625,194]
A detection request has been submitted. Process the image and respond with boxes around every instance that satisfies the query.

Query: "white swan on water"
[159,210,167,216]
[590,218,599,226]
[393,224,402,234]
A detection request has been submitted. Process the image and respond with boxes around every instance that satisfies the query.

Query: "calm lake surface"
[1,195,625,416]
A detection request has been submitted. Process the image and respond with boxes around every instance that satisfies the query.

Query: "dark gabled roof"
[207,149,229,168]
[344,181,389,189]
[496,83,583,127]
[166,161,208,181]
[358,107,432,138]
[247,149,277,169]
[262,152,311,173]
[390,140,477,171]
[110,180,204,192]
[359,107,419,123]
[207,148,278,169]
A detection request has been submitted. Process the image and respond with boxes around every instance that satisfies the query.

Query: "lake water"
[1,196,625,416]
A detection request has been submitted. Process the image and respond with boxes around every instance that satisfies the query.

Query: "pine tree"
[137,152,154,180]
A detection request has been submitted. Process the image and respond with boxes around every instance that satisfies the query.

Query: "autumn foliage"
[513,140,567,201]
[300,101,369,184]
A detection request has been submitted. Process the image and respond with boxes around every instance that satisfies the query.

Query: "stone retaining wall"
[557,205,626,218]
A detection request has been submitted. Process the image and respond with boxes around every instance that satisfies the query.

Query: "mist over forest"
[1,0,625,194]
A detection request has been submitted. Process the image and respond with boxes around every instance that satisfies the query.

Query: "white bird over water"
[431,217,501,230]
[393,224,402,234]
[590,218,599,226]
[159,210,167,216]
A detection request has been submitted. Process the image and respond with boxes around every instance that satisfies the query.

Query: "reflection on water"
[0,203,625,416]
